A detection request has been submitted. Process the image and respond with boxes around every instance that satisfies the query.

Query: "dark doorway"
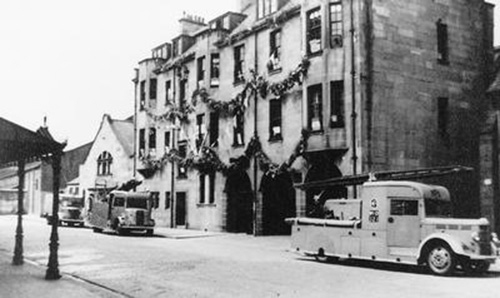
[224,160,253,234]
[176,192,186,226]
[260,172,296,235]
[305,153,346,218]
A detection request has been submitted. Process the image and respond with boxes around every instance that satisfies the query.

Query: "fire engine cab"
[287,167,500,276]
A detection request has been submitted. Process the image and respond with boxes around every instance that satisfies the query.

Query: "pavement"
[0,216,224,298]
[0,252,122,298]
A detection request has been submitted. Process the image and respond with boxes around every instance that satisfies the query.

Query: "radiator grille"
[478,225,492,255]
[136,210,145,226]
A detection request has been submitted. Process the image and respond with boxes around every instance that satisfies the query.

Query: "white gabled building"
[79,114,135,197]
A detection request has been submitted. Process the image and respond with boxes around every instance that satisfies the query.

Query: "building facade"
[134,0,494,234]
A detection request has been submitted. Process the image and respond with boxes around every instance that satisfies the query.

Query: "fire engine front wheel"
[426,243,456,276]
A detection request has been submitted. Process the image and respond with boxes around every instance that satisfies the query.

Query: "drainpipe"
[350,0,358,197]
[171,67,177,228]
[133,69,139,187]
[253,33,259,236]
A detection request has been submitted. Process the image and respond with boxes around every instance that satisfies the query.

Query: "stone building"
[479,47,500,234]
[134,0,494,234]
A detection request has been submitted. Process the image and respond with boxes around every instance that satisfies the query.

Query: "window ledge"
[177,176,188,180]
[268,135,283,143]
[307,50,323,58]
[309,130,324,135]
[232,143,245,148]
[233,80,245,87]
[268,67,282,76]
[197,203,217,208]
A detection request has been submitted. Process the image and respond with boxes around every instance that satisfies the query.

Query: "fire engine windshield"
[425,199,452,218]
[61,197,83,208]
[126,197,148,209]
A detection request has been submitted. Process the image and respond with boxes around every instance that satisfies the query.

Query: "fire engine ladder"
[295,165,473,190]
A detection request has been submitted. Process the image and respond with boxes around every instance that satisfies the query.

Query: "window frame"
[210,53,220,87]
[329,2,343,48]
[149,127,157,156]
[390,199,419,216]
[307,84,324,133]
[97,151,113,176]
[269,98,282,141]
[233,113,245,147]
[209,173,216,204]
[139,80,146,110]
[149,78,157,100]
[165,191,171,209]
[209,111,219,147]
[199,174,206,204]
[196,114,206,150]
[197,56,206,87]
[306,8,322,56]
[165,80,172,104]
[268,29,282,72]
[330,81,345,128]
[233,44,245,84]
[139,129,146,157]
[437,20,449,65]
[177,141,188,179]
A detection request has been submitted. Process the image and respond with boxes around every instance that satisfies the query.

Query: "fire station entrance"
[304,151,347,218]
[260,172,296,235]
[225,164,253,234]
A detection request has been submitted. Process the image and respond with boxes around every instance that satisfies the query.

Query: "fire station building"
[133,0,494,234]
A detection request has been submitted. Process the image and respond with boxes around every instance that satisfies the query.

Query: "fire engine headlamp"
[471,231,480,243]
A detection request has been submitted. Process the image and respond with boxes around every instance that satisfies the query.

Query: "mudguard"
[417,233,466,262]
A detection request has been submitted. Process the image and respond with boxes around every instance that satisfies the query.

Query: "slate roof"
[107,116,134,157]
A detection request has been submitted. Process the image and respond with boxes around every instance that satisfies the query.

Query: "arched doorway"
[304,154,346,218]
[260,172,296,235]
[224,157,253,234]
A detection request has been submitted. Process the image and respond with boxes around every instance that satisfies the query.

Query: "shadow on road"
[296,256,500,278]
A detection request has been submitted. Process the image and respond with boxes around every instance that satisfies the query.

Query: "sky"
[0,0,498,150]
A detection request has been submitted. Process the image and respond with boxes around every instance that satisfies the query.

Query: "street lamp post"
[45,150,62,280]
[12,159,25,265]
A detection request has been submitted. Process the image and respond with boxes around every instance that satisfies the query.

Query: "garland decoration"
[266,57,310,98]
[139,129,310,178]
[145,100,194,124]
[191,87,248,117]
[191,58,310,117]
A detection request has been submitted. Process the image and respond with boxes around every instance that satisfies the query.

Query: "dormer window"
[258,0,278,19]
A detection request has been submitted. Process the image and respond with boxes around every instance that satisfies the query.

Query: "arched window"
[97,151,113,176]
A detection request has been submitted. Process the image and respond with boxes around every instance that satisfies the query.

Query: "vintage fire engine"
[86,190,155,236]
[287,166,500,276]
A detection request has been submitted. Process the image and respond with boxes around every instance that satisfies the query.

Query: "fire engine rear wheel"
[426,243,456,276]
[92,227,103,233]
[145,229,154,236]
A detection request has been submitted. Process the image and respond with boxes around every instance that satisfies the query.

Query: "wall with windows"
[363,0,493,217]
[132,0,493,232]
